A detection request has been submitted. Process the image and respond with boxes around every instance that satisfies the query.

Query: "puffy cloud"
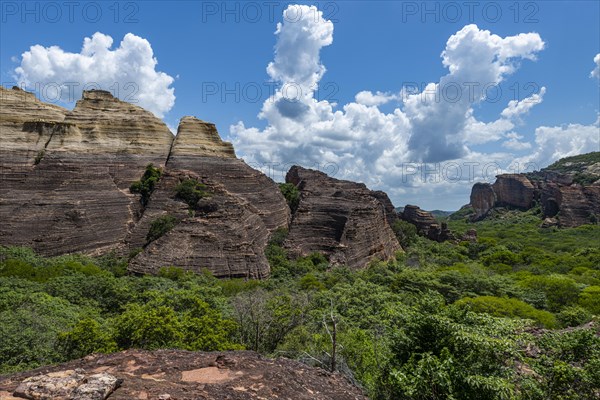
[232,5,595,209]
[14,32,175,118]
[501,87,546,121]
[518,116,600,169]
[355,91,400,106]
[266,5,333,94]
[404,25,544,162]
[502,132,532,151]
[592,53,600,79]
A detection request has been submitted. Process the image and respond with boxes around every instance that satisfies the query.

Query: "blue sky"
[1,1,599,209]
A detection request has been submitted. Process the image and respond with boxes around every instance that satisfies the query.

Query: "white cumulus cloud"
[501,87,546,121]
[518,116,600,169]
[14,32,175,118]
[232,5,597,209]
[592,53,600,79]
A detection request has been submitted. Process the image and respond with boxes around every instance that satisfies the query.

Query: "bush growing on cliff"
[130,164,162,206]
[279,183,300,213]
[146,215,178,244]
[175,178,209,209]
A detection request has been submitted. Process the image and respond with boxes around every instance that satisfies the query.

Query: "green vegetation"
[1,209,599,398]
[175,178,209,209]
[34,150,45,165]
[146,215,178,244]
[544,151,600,174]
[278,183,300,213]
[391,220,418,248]
[540,151,600,185]
[130,164,163,206]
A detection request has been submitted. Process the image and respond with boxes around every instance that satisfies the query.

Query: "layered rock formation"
[1,86,413,276]
[470,183,496,221]
[400,205,456,242]
[0,87,289,278]
[127,171,272,279]
[0,350,367,400]
[167,116,290,232]
[0,88,173,256]
[492,174,535,209]
[469,153,600,227]
[284,166,401,269]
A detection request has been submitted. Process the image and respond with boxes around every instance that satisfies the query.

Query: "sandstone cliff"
[400,205,456,242]
[1,87,404,277]
[0,350,367,400]
[469,152,600,227]
[0,87,289,278]
[284,166,401,269]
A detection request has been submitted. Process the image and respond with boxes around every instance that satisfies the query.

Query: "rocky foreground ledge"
[0,350,367,400]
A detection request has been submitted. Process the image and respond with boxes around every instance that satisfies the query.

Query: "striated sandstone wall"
[284,166,401,269]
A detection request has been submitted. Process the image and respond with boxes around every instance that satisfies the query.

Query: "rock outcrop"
[0,87,289,278]
[127,171,272,279]
[2,86,418,276]
[400,205,456,242]
[468,153,600,227]
[11,370,120,400]
[470,183,496,221]
[166,116,290,232]
[0,350,367,400]
[0,88,174,256]
[284,166,401,269]
[492,174,535,209]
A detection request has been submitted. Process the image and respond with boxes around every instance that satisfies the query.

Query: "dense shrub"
[130,164,162,206]
[279,183,300,213]
[146,215,178,243]
[455,296,557,328]
[175,178,209,209]
[392,220,418,248]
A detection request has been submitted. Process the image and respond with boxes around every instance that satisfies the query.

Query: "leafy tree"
[556,306,592,328]
[392,220,418,248]
[146,215,178,243]
[130,164,162,206]
[520,275,580,312]
[455,296,557,328]
[579,285,600,314]
[278,183,300,213]
[175,178,209,209]
[58,318,117,359]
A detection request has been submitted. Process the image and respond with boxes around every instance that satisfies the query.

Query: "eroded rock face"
[127,171,272,279]
[470,182,496,221]
[167,116,290,232]
[0,88,288,279]
[547,184,600,227]
[0,350,367,400]
[284,166,401,268]
[468,157,600,227]
[400,205,456,242]
[170,116,236,158]
[492,174,535,209]
[0,88,173,256]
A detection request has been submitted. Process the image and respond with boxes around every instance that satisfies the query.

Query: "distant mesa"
[399,204,476,243]
[468,152,600,227]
